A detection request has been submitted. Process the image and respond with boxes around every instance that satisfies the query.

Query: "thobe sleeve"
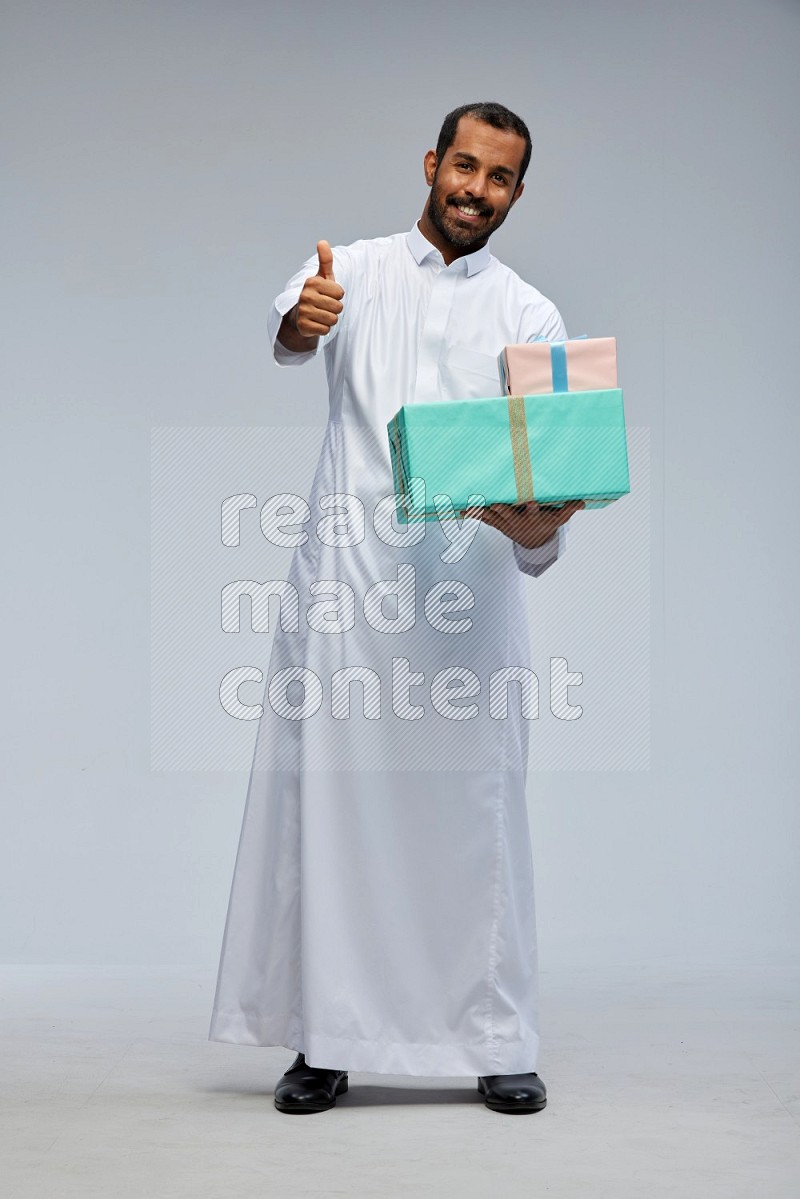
[524,302,568,345]
[513,523,567,578]
[267,245,351,367]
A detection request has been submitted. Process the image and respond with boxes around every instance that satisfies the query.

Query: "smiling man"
[209,101,583,1116]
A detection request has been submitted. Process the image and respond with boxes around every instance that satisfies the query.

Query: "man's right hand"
[293,240,345,337]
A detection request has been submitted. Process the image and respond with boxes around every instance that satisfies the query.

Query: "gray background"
[2,0,797,973]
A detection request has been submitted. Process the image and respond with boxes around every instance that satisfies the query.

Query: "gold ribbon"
[507,395,535,502]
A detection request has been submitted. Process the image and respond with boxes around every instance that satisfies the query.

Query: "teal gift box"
[387,390,630,523]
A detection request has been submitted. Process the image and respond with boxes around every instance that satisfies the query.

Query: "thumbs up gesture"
[293,240,345,338]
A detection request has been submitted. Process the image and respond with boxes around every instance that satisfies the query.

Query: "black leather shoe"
[477,1070,547,1113]
[274,1051,349,1114]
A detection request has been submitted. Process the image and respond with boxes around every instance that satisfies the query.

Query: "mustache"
[447,197,492,217]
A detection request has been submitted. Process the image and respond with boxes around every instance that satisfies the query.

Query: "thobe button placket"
[413,260,460,405]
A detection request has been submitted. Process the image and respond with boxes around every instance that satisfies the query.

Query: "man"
[209,102,583,1114]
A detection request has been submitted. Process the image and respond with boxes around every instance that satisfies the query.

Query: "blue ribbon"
[531,334,588,394]
[550,343,568,392]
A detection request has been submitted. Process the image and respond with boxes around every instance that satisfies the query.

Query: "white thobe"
[208,221,570,1076]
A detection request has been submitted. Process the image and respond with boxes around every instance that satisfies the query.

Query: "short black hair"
[435,102,532,187]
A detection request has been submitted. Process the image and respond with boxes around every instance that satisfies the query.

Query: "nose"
[464,175,488,199]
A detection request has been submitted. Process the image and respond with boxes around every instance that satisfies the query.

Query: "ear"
[423,149,437,187]
[509,180,525,208]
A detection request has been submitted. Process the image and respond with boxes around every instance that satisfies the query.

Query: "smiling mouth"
[451,202,487,221]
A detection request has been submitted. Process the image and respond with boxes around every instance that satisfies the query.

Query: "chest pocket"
[441,343,503,399]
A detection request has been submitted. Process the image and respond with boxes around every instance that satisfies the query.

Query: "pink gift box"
[498,336,618,395]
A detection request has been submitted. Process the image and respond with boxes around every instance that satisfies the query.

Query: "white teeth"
[456,205,481,216]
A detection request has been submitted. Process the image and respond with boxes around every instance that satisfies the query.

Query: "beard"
[425,172,512,249]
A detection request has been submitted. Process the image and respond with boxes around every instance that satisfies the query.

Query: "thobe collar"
[407,220,492,276]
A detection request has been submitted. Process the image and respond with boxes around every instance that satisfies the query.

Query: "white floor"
[2,961,798,1198]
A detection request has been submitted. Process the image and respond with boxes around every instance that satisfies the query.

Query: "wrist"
[278,306,318,353]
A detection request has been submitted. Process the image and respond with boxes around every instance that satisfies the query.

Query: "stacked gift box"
[387,336,630,523]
